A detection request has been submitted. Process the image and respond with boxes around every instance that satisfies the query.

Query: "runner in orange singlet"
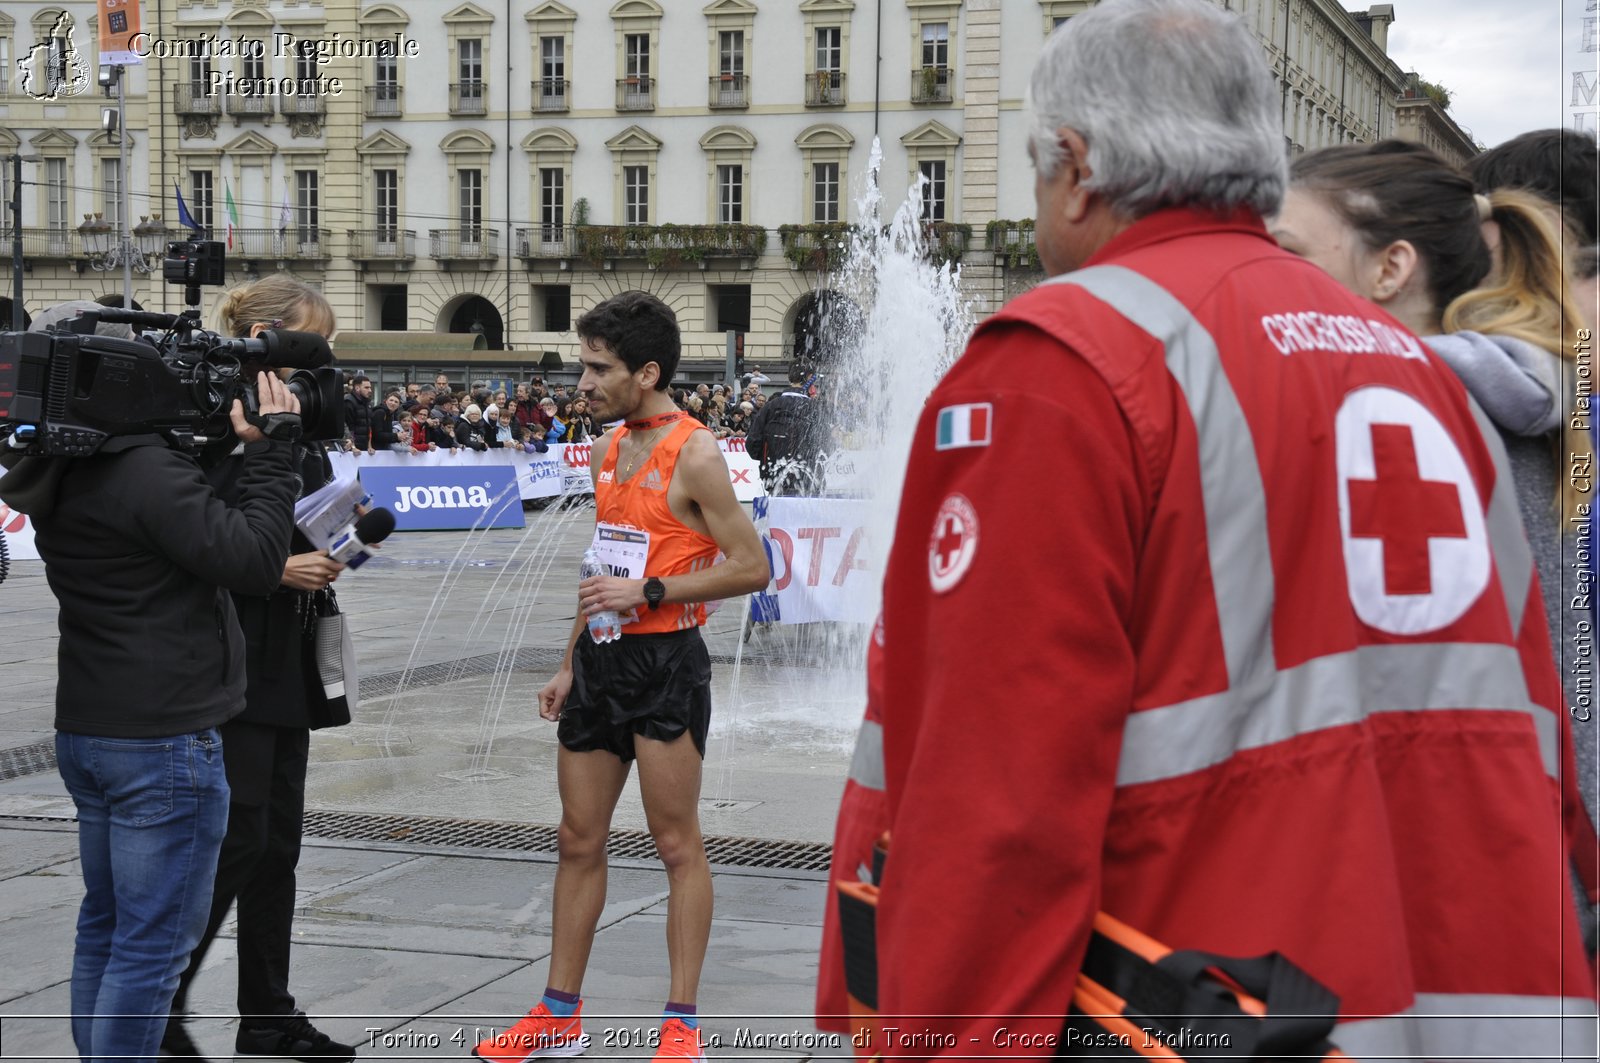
[474,292,768,1063]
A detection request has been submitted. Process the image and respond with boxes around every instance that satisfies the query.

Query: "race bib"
[593,523,650,625]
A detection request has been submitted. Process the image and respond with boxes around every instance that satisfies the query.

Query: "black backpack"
[759,393,815,463]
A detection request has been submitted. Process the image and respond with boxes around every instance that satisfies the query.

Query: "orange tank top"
[596,414,721,633]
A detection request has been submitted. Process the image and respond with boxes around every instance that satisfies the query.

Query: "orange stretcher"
[836,836,1350,1060]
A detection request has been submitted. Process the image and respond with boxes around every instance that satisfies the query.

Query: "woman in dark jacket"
[165,276,357,1061]
[454,404,490,450]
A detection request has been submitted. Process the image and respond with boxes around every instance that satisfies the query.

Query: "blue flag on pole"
[174,182,201,233]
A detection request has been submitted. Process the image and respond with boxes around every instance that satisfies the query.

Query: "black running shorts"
[558,627,712,762]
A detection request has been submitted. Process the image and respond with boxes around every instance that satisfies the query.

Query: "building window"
[373,47,397,110]
[0,37,9,95]
[296,170,319,241]
[45,158,67,230]
[190,169,214,232]
[538,285,571,332]
[540,167,565,241]
[539,36,565,107]
[813,161,839,223]
[624,164,649,224]
[101,158,122,232]
[816,26,841,73]
[719,30,744,78]
[241,41,264,85]
[459,167,482,238]
[625,33,650,81]
[919,160,946,221]
[295,40,318,87]
[189,55,211,94]
[375,168,398,238]
[921,22,948,68]
[717,164,743,224]
[456,38,484,111]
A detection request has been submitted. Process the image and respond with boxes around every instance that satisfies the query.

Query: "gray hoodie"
[1428,330,1597,941]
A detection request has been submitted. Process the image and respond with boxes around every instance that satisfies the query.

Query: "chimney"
[1365,4,1396,52]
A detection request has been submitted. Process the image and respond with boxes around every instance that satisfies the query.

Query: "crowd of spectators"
[340,369,785,454]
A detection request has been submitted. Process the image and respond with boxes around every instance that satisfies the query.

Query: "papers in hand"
[295,474,372,551]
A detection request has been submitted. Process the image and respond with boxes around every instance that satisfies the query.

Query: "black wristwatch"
[643,577,666,611]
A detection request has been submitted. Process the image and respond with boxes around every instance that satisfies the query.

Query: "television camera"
[0,238,343,457]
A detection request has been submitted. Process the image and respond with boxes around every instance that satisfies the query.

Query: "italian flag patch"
[935,403,992,450]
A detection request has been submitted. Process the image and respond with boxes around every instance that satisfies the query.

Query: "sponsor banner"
[0,502,39,561]
[329,449,568,501]
[357,466,525,531]
[560,438,761,501]
[761,497,877,624]
[822,450,871,495]
[97,0,143,65]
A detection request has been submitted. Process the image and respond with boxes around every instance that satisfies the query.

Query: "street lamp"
[95,64,140,301]
[6,153,43,332]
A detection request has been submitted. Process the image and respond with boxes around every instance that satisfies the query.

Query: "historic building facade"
[2,0,1418,382]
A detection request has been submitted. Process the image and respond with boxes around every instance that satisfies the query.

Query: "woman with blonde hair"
[164,275,358,1060]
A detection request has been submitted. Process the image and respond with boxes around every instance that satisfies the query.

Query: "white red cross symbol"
[1335,387,1489,635]
[928,493,978,594]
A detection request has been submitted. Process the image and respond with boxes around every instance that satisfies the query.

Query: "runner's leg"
[548,746,630,993]
[634,733,711,1004]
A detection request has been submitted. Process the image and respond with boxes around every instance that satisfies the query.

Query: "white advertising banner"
[558,438,763,502]
[761,496,877,624]
[329,449,566,501]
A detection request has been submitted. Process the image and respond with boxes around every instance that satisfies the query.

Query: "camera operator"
[0,301,302,1063]
[161,277,359,1063]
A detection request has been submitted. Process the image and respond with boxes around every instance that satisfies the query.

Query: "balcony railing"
[569,224,768,268]
[709,74,749,109]
[279,88,327,116]
[778,222,854,270]
[533,78,569,113]
[430,228,500,260]
[451,81,488,115]
[516,225,574,259]
[348,228,416,261]
[365,85,403,117]
[2,228,76,258]
[985,219,1039,269]
[230,228,332,259]
[616,77,654,112]
[173,82,221,115]
[911,65,954,104]
[806,70,846,107]
[227,94,272,118]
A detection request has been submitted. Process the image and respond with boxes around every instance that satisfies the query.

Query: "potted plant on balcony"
[814,68,833,102]
[919,65,943,101]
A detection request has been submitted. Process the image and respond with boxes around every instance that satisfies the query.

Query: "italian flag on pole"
[224,179,239,250]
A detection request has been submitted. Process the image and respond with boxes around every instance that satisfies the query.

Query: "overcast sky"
[1386,0,1589,147]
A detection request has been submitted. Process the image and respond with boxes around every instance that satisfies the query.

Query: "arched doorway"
[444,295,504,351]
[786,290,863,376]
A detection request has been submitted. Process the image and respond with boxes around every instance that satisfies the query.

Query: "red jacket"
[863,208,1598,1058]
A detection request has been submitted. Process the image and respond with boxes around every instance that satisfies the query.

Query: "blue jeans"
[56,729,230,1063]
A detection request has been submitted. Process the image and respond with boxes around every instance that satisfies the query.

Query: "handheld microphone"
[327,507,395,570]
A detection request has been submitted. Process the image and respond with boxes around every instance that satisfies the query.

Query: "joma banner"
[358,466,525,531]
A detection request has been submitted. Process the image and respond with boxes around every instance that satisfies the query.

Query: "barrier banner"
[559,438,761,501]
[97,0,143,65]
[358,466,525,531]
[329,449,568,501]
[760,496,876,624]
[0,502,39,561]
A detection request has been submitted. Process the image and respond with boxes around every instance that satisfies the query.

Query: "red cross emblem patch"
[1336,386,1489,634]
[928,493,979,594]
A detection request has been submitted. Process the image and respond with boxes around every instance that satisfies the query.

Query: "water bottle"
[580,547,623,644]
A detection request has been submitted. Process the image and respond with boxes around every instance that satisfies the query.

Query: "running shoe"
[650,1019,705,1063]
[473,1003,589,1062]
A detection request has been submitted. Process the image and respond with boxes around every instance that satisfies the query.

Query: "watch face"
[646,578,665,607]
